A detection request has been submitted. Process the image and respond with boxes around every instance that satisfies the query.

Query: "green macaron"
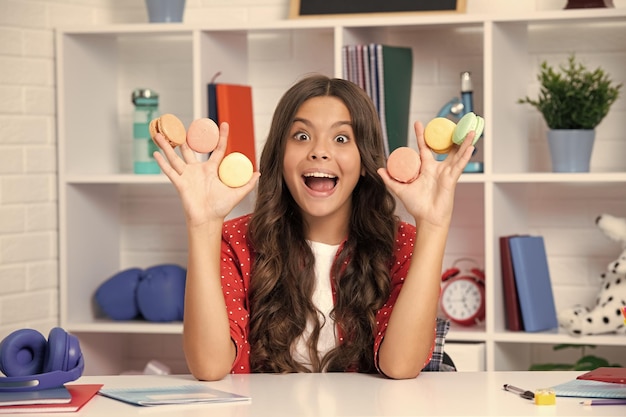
[452,112,484,145]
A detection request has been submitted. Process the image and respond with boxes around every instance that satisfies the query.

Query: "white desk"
[69,371,623,416]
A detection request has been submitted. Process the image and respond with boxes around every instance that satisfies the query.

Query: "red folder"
[577,367,626,384]
[499,235,524,331]
[0,384,102,414]
[215,84,257,170]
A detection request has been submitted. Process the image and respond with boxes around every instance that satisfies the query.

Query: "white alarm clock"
[440,259,485,326]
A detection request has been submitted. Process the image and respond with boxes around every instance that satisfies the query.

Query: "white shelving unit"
[56,8,626,375]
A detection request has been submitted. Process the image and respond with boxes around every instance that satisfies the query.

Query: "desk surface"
[69,371,624,416]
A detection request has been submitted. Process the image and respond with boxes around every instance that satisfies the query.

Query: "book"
[342,43,412,155]
[374,44,389,156]
[98,384,250,406]
[368,43,380,114]
[577,367,626,384]
[380,44,413,154]
[0,384,102,414]
[362,44,371,98]
[508,235,558,332]
[214,83,257,170]
[0,386,71,406]
[499,235,524,331]
[553,378,626,399]
[207,83,218,125]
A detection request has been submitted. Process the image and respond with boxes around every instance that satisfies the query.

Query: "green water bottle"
[132,88,160,174]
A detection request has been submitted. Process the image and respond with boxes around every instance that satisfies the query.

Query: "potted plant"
[529,344,622,371]
[518,54,622,172]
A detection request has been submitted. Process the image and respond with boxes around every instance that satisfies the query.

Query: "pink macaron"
[186,118,219,153]
[386,147,421,183]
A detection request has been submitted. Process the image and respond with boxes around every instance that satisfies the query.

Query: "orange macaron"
[149,113,186,148]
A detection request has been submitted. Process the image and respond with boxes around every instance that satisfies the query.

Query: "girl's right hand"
[152,122,260,228]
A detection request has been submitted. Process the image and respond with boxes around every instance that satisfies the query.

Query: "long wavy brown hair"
[247,74,398,373]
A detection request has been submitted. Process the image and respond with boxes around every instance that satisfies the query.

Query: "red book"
[215,84,257,170]
[500,235,524,331]
[0,384,103,414]
[577,367,626,384]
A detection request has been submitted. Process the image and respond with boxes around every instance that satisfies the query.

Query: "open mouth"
[303,172,338,192]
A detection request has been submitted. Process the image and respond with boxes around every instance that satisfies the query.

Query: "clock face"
[441,278,484,325]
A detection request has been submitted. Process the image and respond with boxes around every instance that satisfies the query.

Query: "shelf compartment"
[492,182,626,334]
[492,340,625,371]
[490,18,626,175]
[59,183,188,327]
[57,31,194,176]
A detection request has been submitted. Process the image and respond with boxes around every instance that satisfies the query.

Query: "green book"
[377,44,413,154]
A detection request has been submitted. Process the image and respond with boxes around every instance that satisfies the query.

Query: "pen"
[581,399,626,406]
[503,384,535,400]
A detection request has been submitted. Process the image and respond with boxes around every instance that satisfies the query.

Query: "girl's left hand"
[378,121,475,228]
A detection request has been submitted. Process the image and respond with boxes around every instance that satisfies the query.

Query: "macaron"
[386,147,421,183]
[219,152,253,188]
[149,118,158,140]
[424,117,456,154]
[452,112,484,146]
[150,113,186,148]
[186,118,219,153]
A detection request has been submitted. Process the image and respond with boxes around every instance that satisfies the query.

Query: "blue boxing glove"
[94,267,143,320]
[136,264,186,322]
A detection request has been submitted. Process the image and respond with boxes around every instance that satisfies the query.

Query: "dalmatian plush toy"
[558,213,626,336]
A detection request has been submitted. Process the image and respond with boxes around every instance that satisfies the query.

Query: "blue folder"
[508,236,558,332]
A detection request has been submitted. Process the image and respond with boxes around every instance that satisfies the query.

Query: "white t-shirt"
[292,241,339,370]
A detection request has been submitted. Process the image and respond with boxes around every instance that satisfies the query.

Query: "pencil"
[580,399,626,406]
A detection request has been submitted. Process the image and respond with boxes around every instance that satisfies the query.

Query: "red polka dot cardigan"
[220,214,440,374]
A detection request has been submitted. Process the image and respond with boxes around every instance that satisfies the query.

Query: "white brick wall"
[1,0,625,372]
[0,0,290,340]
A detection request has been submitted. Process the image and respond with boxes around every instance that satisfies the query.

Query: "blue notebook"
[99,384,250,406]
[0,386,71,406]
[508,235,558,332]
[553,379,626,399]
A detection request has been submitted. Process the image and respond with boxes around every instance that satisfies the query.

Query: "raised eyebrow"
[292,118,352,130]
[333,120,353,130]
[291,117,310,129]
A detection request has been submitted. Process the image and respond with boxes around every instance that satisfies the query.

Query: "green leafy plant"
[529,344,622,371]
[518,54,622,130]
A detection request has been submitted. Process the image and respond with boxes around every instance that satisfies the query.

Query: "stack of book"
[554,367,626,402]
[342,44,413,156]
[499,235,558,332]
[0,384,101,414]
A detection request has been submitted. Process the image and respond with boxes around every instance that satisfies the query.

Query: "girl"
[153,75,475,381]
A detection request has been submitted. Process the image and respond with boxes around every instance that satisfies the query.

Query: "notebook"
[0,384,102,414]
[577,367,626,384]
[98,384,250,406]
[0,386,71,406]
[553,378,626,399]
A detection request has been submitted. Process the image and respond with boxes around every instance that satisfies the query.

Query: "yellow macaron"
[424,117,456,154]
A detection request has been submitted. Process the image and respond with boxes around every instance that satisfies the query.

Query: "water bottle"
[131,88,160,174]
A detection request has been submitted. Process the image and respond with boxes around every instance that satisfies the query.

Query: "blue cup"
[145,0,186,23]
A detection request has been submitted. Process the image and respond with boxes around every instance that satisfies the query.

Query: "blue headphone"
[0,327,84,391]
